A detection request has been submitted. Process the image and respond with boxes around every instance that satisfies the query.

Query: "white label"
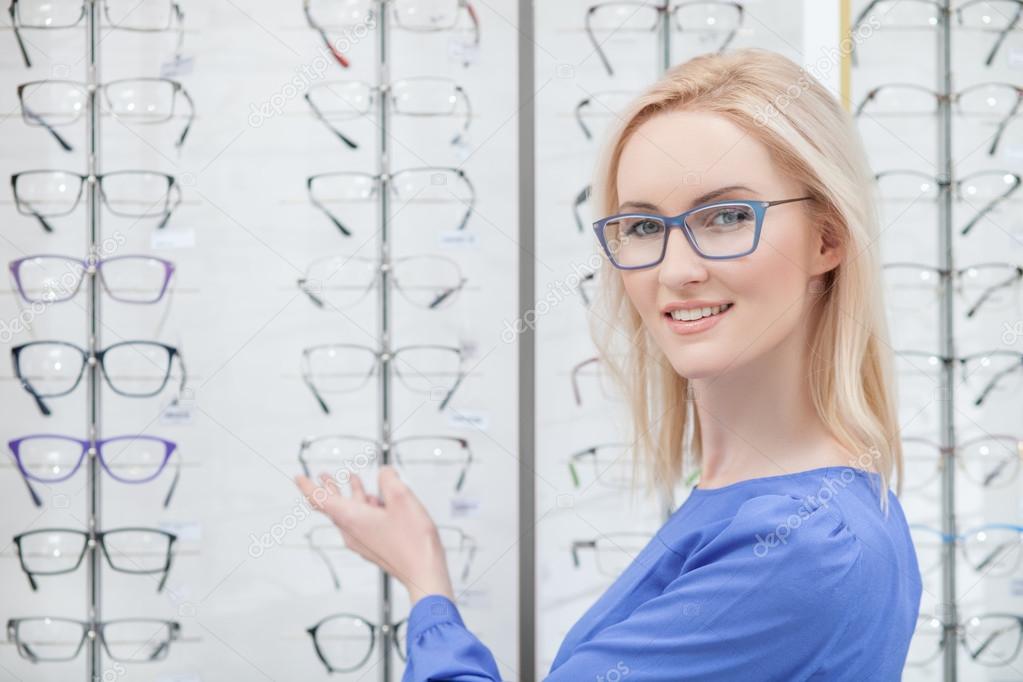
[1010,47,1023,69]
[447,409,489,431]
[160,521,201,543]
[450,496,480,517]
[151,228,196,250]
[1004,144,1023,162]
[160,400,194,425]
[439,230,477,249]
[448,39,479,66]
[160,54,195,78]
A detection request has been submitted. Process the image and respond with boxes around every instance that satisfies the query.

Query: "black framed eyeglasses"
[307,613,407,673]
[11,340,187,416]
[568,442,636,490]
[571,532,653,577]
[13,527,177,592]
[585,1,744,76]
[9,0,184,68]
[17,78,195,151]
[6,617,181,663]
[593,196,814,269]
[307,167,475,237]
[896,349,1023,407]
[305,77,471,149]
[854,82,1023,156]
[883,261,1023,319]
[11,169,182,232]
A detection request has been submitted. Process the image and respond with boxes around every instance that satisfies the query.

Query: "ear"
[811,225,844,276]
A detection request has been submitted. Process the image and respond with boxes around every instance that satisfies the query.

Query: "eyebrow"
[618,185,759,213]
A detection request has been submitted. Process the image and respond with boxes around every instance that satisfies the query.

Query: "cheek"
[620,271,659,319]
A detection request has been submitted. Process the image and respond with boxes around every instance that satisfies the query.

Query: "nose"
[656,224,709,289]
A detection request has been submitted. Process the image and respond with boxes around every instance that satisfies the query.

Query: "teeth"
[670,303,731,321]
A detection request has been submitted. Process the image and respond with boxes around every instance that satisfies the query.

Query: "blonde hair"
[588,48,902,514]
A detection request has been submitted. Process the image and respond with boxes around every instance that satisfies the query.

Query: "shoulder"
[685,492,866,604]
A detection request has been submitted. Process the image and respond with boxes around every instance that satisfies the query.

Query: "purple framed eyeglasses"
[7,434,180,508]
[9,254,175,304]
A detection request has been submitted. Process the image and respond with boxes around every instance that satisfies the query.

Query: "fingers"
[349,472,368,504]
[295,475,327,511]
[318,472,341,496]
[378,465,405,503]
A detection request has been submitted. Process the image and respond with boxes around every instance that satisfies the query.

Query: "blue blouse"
[402,466,922,681]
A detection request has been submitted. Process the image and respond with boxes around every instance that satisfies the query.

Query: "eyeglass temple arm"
[303,3,350,69]
[960,177,1020,235]
[439,369,466,411]
[973,359,1022,406]
[156,536,176,591]
[574,99,593,140]
[10,3,31,67]
[308,181,354,237]
[584,10,614,76]
[176,85,196,148]
[303,372,331,414]
[451,87,472,145]
[163,454,181,508]
[982,6,1020,66]
[989,93,1021,156]
[574,185,591,233]
[570,540,594,568]
[428,278,466,309]
[19,197,56,233]
[964,268,1022,318]
[303,94,359,149]
[297,279,326,308]
[16,466,44,507]
[21,102,73,151]
[454,173,476,231]
[308,536,341,590]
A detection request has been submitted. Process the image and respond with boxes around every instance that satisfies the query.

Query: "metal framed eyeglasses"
[301,343,466,413]
[307,167,475,236]
[9,0,184,68]
[305,77,471,149]
[584,1,744,76]
[593,196,814,269]
[298,253,466,311]
[6,617,181,663]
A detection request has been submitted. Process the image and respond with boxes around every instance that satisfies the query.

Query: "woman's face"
[614,110,841,380]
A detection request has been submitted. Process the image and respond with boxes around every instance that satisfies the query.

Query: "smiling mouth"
[664,303,734,322]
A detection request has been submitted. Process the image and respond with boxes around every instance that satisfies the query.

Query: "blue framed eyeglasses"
[593,196,814,270]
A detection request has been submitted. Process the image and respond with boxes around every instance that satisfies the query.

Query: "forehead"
[616,110,777,207]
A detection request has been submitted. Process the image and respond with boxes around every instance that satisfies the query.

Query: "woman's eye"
[709,208,753,227]
[627,219,663,236]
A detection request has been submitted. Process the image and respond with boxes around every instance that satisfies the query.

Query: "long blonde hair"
[588,48,901,513]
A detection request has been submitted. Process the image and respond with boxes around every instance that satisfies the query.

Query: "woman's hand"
[295,466,455,605]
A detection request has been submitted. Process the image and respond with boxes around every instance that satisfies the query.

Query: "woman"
[295,48,922,681]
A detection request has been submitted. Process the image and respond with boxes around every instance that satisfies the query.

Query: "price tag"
[447,409,489,431]
[161,54,195,79]
[151,228,196,250]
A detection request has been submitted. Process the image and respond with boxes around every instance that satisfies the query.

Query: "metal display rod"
[375,2,395,680]
[936,2,959,679]
[86,1,104,679]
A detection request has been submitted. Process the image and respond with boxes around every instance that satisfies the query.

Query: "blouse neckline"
[689,465,878,496]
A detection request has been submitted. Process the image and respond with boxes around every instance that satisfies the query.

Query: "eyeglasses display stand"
[934,4,958,678]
